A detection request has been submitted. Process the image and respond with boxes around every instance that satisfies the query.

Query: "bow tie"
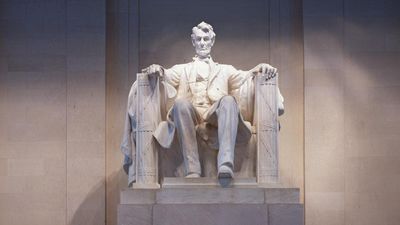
[193,56,213,64]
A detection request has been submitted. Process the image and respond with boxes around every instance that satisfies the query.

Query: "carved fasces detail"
[135,73,161,188]
[256,74,279,183]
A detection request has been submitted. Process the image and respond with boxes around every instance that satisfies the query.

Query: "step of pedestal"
[161,177,258,188]
[118,203,304,225]
[120,186,300,204]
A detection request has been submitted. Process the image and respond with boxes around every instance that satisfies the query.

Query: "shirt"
[191,59,212,117]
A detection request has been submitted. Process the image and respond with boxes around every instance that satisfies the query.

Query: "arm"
[229,63,284,122]
[228,63,278,90]
[142,64,182,87]
[142,64,185,99]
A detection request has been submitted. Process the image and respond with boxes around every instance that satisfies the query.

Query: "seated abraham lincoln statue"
[121,21,284,187]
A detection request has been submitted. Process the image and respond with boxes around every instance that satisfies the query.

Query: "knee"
[173,98,192,112]
[220,96,237,107]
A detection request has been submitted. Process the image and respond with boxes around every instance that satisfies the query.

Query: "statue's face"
[192,29,214,58]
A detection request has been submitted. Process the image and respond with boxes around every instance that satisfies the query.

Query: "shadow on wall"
[69,179,105,225]
[106,169,128,225]
[68,171,125,225]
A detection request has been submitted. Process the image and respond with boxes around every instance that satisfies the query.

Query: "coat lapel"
[186,62,196,90]
[208,61,220,86]
[180,62,195,98]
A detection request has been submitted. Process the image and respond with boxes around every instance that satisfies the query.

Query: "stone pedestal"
[118,179,303,225]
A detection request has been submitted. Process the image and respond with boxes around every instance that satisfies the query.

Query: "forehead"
[192,29,211,38]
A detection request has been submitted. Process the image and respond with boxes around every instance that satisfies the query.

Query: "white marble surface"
[124,22,283,188]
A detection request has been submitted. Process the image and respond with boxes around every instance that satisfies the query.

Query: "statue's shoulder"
[216,63,237,72]
[217,63,233,67]
[128,80,137,98]
[169,62,193,71]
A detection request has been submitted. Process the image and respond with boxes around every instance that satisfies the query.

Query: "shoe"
[185,173,201,178]
[217,164,234,179]
[218,164,233,187]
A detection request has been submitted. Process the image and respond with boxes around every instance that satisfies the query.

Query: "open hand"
[251,63,277,80]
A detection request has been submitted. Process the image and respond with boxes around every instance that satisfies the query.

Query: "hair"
[191,21,216,41]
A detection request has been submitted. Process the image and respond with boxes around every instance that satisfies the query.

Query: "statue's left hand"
[251,63,277,80]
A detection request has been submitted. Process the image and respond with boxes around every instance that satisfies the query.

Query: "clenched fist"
[142,64,164,77]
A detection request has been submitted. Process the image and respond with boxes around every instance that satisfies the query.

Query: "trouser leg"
[216,96,239,169]
[172,98,201,175]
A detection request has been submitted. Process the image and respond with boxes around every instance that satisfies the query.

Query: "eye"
[204,37,210,41]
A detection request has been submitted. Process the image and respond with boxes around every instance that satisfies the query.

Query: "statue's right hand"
[142,64,164,77]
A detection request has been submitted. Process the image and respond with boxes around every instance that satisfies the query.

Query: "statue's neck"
[198,55,209,60]
[195,55,212,62]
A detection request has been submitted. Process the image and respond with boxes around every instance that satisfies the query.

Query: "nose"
[200,38,206,46]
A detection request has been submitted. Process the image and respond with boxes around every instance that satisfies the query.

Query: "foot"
[185,173,201,178]
[218,164,233,187]
[217,164,234,179]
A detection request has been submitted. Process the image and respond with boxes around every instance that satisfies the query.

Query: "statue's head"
[191,21,216,58]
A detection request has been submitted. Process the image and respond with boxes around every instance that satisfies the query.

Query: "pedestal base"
[118,184,303,225]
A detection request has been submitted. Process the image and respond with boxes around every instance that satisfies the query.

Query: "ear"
[211,37,215,46]
[191,34,196,47]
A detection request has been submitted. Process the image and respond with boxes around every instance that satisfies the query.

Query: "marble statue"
[121,21,284,188]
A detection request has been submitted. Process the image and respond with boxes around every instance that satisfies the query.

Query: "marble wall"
[1,0,399,225]
[304,0,400,225]
[106,1,135,225]
[0,0,106,225]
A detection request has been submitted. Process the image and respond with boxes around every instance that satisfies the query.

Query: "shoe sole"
[218,172,233,179]
[218,172,233,188]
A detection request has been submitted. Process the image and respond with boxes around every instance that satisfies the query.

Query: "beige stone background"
[0,0,106,224]
[0,1,399,225]
[304,0,400,225]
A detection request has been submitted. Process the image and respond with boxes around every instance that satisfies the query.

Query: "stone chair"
[124,73,282,188]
